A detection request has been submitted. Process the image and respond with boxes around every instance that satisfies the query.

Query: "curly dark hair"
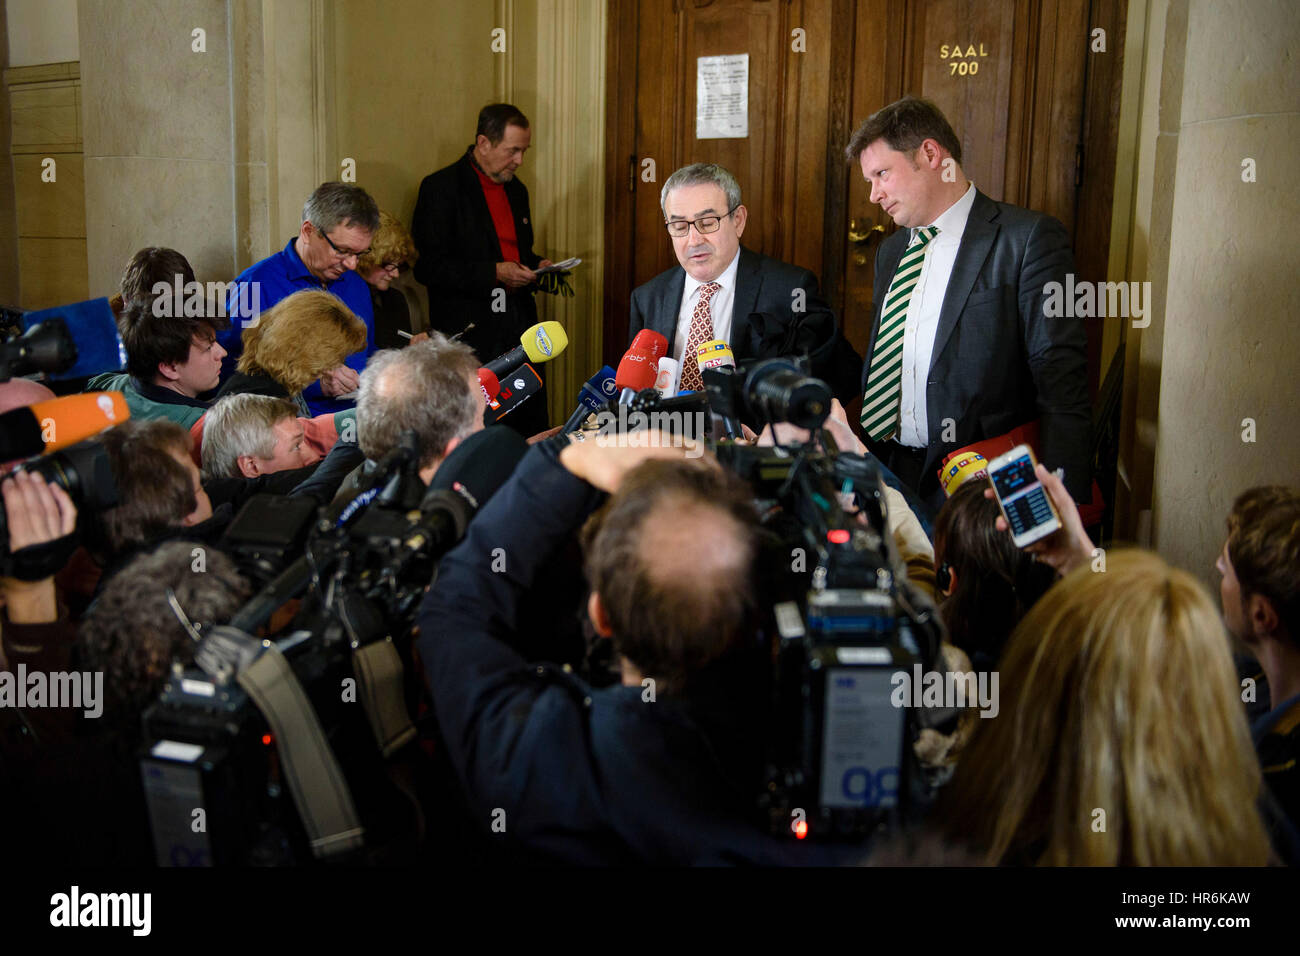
[79,541,249,723]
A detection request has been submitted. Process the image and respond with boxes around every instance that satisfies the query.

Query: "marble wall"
[1152,0,1300,582]
[1112,0,1300,587]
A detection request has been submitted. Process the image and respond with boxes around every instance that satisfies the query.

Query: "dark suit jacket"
[628,246,861,401]
[410,150,542,364]
[863,190,1091,506]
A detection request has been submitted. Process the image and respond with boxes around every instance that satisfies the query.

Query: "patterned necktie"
[860,226,939,442]
[678,280,721,393]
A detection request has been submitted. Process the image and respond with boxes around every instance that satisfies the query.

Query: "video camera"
[597,357,944,842]
[139,426,527,865]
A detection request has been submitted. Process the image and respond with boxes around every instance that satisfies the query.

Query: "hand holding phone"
[987,444,1060,547]
[984,450,1094,575]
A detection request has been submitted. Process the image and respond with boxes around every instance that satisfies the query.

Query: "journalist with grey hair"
[220,180,381,418]
[356,333,484,486]
[200,393,322,480]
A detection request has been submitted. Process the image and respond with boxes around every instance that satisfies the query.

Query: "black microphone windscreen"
[0,406,44,462]
[427,425,528,513]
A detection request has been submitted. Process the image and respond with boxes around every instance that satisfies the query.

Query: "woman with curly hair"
[937,547,1274,865]
[216,289,368,415]
[357,210,426,349]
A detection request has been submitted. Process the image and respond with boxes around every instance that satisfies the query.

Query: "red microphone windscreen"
[477,368,501,405]
[629,329,669,364]
[615,348,658,392]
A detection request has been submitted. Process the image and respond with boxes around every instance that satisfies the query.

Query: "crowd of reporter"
[1,233,1298,869]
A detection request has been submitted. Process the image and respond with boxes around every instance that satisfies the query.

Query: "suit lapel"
[928,190,999,373]
[730,247,762,360]
[654,269,686,343]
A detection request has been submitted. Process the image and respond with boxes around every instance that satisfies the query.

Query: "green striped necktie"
[860,225,938,442]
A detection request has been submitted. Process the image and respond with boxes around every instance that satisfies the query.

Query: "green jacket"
[86,372,209,429]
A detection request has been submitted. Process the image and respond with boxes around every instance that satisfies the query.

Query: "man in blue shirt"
[221,182,379,416]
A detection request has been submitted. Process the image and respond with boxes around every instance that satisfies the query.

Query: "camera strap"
[352,640,416,758]
[236,642,365,859]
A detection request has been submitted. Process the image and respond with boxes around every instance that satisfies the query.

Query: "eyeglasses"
[380,261,408,274]
[315,224,370,261]
[664,205,740,238]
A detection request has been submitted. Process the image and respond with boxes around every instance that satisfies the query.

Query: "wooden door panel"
[608,0,1122,402]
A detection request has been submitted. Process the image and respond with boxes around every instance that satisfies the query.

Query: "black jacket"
[410,150,542,364]
[863,190,1092,508]
[416,441,863,865]
[628,245,861,402]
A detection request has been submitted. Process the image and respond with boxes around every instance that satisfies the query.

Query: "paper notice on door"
[696,54,749,139]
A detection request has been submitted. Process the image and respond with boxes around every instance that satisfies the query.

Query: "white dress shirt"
[896,181,977,447]
[668,249,741,393]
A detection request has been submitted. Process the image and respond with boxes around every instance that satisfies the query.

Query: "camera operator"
[1,470,78,666]
[417,434,861,864]
[0,469,91,859]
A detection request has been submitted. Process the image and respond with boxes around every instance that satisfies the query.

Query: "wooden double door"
[603,0,1126,404]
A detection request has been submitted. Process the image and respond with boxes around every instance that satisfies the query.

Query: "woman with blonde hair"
[938,548,1273,865]
[357,211,425,350]
[216,290,367,416]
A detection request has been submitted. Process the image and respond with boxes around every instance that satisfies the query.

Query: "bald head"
[583,460,759,695]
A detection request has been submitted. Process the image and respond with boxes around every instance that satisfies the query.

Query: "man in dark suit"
[628,163,857,401]
[410,103,553,436]
[848,96,1091,512]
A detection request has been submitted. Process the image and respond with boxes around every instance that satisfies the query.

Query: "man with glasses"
[629,163,852,399]
[220,181,381,416]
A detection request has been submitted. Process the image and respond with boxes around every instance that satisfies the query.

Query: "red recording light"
[261,734,274,746]
[827,529,850,545]
[793,820,809,839]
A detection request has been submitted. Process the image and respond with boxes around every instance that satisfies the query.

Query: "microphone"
[560,365,617,432]
[17,298,126,381]
[482,321,569,379]
[477,368,501,405]
[484,364,543,425]
[629,329,669,364]
[695,339,739,439]
[0,391,129,462]
[612,330,670,403]
[695,338,736,373]
[654,357,679,397]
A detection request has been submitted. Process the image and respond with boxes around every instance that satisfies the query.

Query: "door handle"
[849,219,885,265]
[849,219,885,244]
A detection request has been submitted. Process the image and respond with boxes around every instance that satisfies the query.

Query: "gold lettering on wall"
[939,42,990,77]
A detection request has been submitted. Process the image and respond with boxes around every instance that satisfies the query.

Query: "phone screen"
[992,454,1055,539]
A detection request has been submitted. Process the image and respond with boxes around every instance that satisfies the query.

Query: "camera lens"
[744,360,831,430]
